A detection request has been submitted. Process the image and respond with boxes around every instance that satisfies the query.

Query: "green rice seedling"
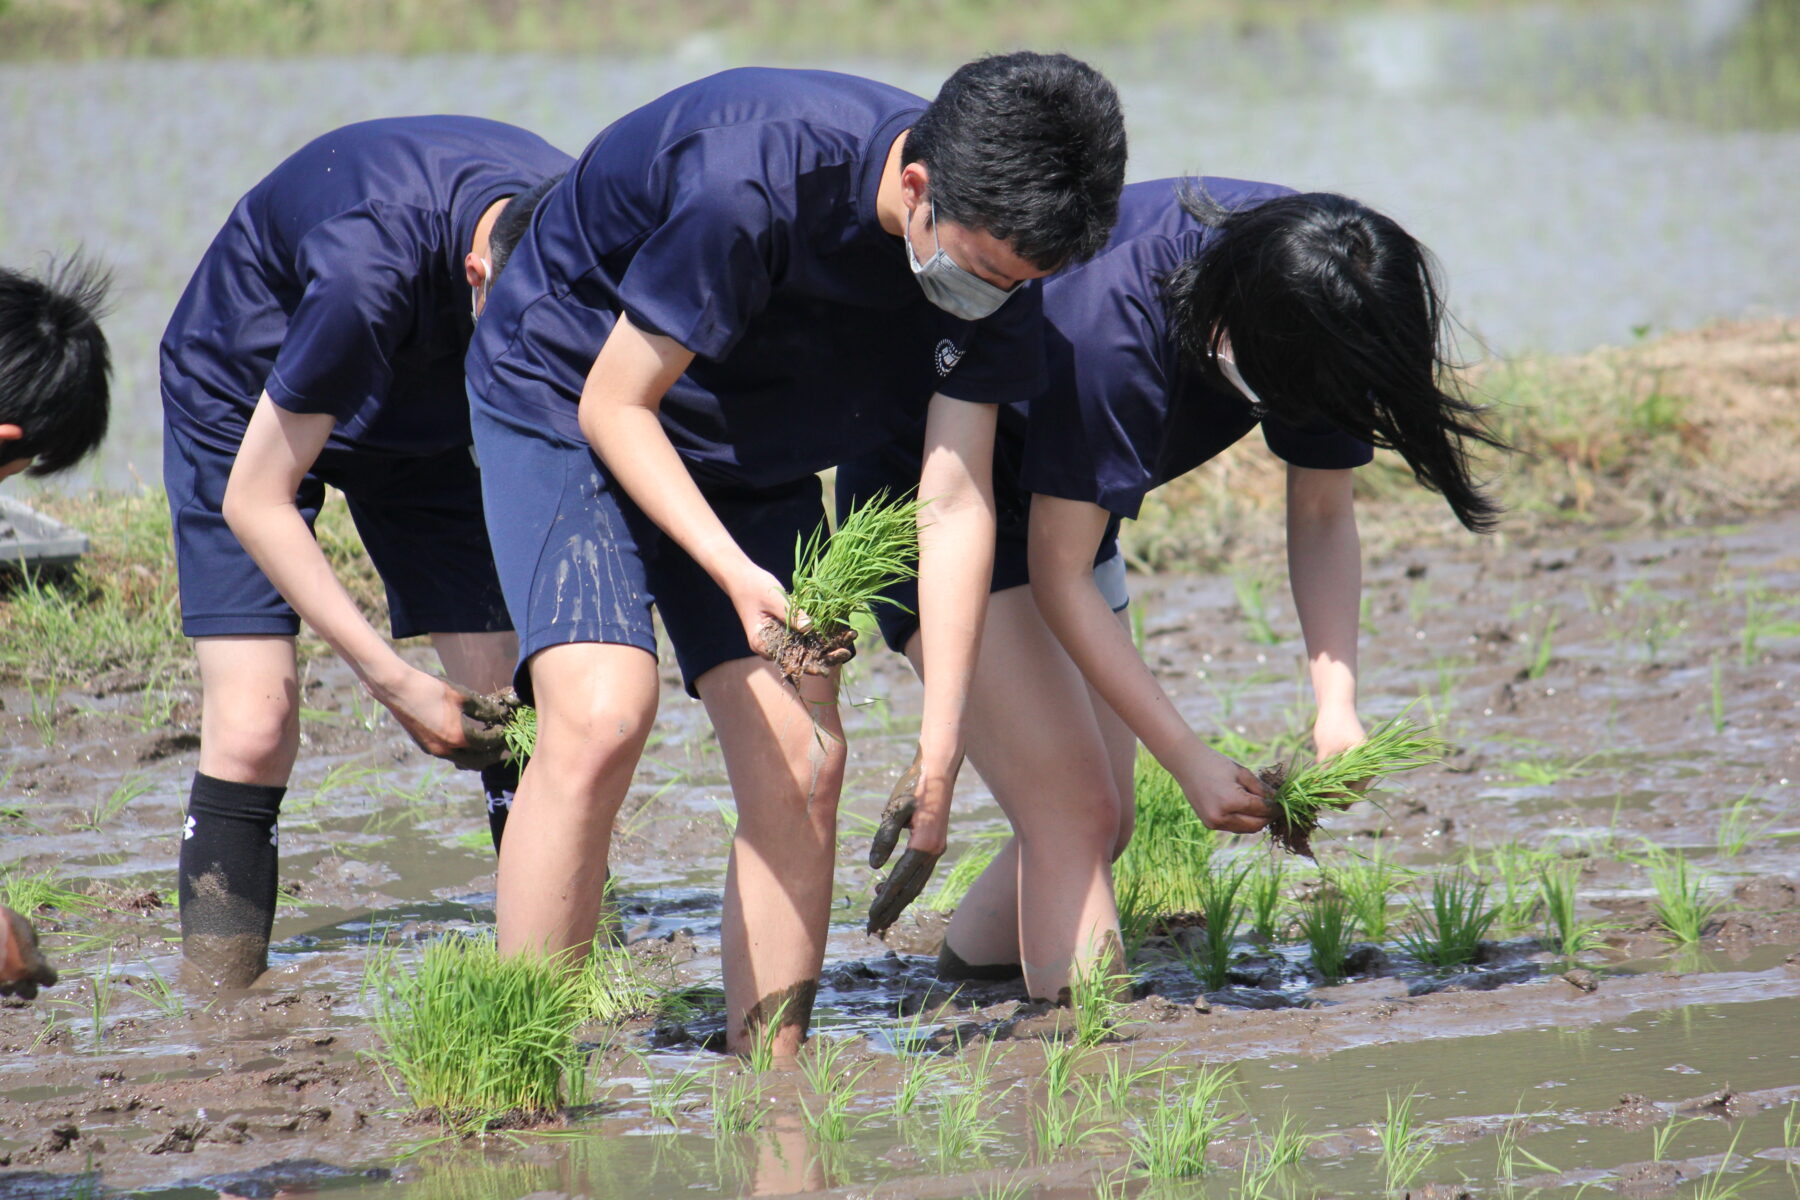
[1261,715,1445,857]
[368,934,588,1129]
[1249,1110,1315,1172]
[1397,872,1497,969]
[773,490,923,684]
[1114,750,1219,916]
[127,962,186,1020]
[918,832,1005,913]
[975,1178,1031,1200]
[1648,853,1722,944]
[1525,611,1558,680]
[1470,842,1550,934]
[1690,1126,1767,1200]
[1378,1090,1436,1191]
[87,950,116,1045]
[643,1058,706,1126]
[74,775,153,832]
[0,867,98,916]
[1069,959,1131,1048]
[1332,845,1411,940]
[1782,1101,1798,1148]
[1537,862,1606,959]
[1739,582,1800,667]
[1298,893,1354,983]
[1231,571,1282,645]
[798,1034,873,1144]
[25,676,60,747]
[1504,753,1597,787]
[1716,793,1770,857]
[1244,858,1287,941]
[744,994,789,1074]
[710,1069,766,1136]
[580,941,682,1025]
[1649,1115,1694,1162]
[926,1040,1003,1164]
[1183,860,1252,992]
[1494,1111,1558,1181]
[503,703,538,765]
[1127,1065,1234,1179]
[1033,1082,1098,1161]
[1041,1035,1084,1097]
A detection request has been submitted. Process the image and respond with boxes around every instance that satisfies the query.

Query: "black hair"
[905,51,1126,271]
[1165,185,1507,533]
[489,172,565,279]
[0,255,112,478]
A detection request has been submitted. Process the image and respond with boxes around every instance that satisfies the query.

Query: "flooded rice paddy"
[4,503,1797,1197]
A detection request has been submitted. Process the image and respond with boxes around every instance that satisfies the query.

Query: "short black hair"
[489,172,565,279]
[906,52,1127,271]
[0,255,112,478]
[1165,185,1508,533]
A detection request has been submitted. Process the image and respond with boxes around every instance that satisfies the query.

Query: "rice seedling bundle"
[1260,716,1446,857]
[769,489,924,686]
[370,934,587,1129]
[1115,751,1219,920]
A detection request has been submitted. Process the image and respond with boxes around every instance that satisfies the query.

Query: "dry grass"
[1122,318,1800,571]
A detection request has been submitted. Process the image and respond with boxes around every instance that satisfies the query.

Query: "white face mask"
[469,255,493,321]
[904,200,1015,321]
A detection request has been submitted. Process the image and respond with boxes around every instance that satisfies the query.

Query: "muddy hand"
[0,906,58,1000]
[448,684,518,770]
[866,756,942,935]
[813,624,857,674]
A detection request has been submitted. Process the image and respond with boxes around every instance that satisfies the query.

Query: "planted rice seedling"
[1069,959,1130,1048]
[1331,845,1411,940]
[1739,581,1800,666]
[126,962,186,1020]
[1648,853,1722,944]
[1650,1115,1695,1162]
[368,934,588,1130]
[0,867,98,917]
[1537,861,1606,958]
[1495,1112,1558,1181]
[1183,860,1252,992]
[1231,571,1283,645]
[1244,857,1287,941]
[1378,1090,1436,1191]
[1504,754,1596,787]
[1708,655,1726,733]
[1716,793,1770,857]
[1127,1065,1234,1179]
[772,489,923,685]
[918,832,1005,913]
[1690,1126,1767,1200]
[1525,611,1558,679]
[643,1058,705,1126]
[926,1040,1003,1164]
[1298,892,1354,983]
[710,1070,766,1137]
[1469,842,1550,934]
[798,1035,873,1143]
[1260,715,1445,857]
[73,775,153,832]
[1397,872,1498,969]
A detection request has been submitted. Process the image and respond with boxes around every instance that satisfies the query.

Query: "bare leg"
[495,642,658,961]
[195,636,302,785]
[924,587,1127,1002]
[430,630,518,693]
[698,657,846,1058]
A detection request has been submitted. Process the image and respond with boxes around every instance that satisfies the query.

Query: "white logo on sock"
[183,815,196,840]
[270,825,279,847]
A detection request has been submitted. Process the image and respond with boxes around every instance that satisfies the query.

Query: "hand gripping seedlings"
[765,489,924,687]
[1260,716,1446,857]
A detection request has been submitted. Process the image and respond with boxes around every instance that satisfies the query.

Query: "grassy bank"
[2,318,1793,689]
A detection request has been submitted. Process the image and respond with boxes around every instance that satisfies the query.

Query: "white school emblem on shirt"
[934,338,965,377]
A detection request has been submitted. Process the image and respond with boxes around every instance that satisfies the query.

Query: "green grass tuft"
[369,933,588,1129]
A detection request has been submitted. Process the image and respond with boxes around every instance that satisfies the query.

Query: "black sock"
[480,760,520,853]
[178,772,284,987]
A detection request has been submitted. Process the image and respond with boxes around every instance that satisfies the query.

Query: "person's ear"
[0,424,22,445]
[899,162,930,210]
[463,253,488,290]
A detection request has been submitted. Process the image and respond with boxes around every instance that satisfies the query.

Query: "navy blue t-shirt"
[468,68,1047,490]
[1018,177,1374,519]
[162,116,572,457]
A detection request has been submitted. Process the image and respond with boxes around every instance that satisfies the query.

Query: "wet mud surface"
[3,512,1798,1197]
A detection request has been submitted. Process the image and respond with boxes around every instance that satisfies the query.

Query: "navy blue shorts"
[163,421,511,640]
[836,435,1126,654]
[470,395,827,702]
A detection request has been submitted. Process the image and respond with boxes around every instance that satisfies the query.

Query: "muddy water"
[4,500,1798,1195]
[2,0,1798,488]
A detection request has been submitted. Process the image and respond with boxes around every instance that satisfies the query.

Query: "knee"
[534,698,656,785]
[203,700,299,781]
[1019,782,1127,860]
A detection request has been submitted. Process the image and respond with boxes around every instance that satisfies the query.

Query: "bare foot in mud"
[757,618,856,688]
[0,905,59,999]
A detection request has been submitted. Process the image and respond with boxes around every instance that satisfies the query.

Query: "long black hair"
[1163,184,1506,533]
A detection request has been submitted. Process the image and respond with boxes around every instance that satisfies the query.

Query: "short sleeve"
[1021,278,1169,520]
[612,129,783,361]
[936,282,1047,407]
[1260,413,1375,469]
[265,206,425,421]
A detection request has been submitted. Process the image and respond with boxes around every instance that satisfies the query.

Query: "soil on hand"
[759,617,856,687]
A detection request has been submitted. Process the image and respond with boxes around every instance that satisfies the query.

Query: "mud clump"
[759,618,856,687]
[1259,763,1350,858]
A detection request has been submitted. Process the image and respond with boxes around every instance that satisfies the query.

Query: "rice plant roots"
[1261,717,1445,857]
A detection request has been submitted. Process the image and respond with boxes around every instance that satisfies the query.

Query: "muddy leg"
[699,656,845,1059]
[185,636,302,988]
[496,642,658,961]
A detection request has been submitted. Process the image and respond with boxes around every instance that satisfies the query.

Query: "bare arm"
[903,394,999,855]
[1285,465,1366,758]
[222,394,481,758]
[1028,494,1267,832]
[577,314,791,647]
